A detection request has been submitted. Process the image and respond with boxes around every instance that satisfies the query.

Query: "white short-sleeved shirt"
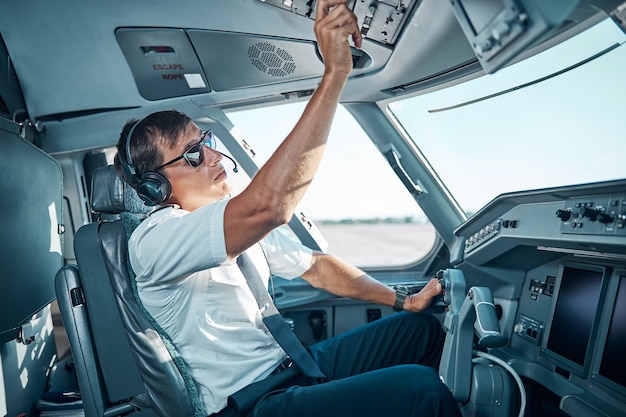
[128,200,313,415]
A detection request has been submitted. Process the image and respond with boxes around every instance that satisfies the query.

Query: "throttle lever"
[432,269,465,313]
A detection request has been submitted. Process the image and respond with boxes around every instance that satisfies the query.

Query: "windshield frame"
[385,17,626,217]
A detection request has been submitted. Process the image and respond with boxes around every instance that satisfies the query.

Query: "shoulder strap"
[237,252,325,379]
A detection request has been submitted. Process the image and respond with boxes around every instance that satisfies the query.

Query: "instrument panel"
[454,179,626,416]
[455,179,626,266]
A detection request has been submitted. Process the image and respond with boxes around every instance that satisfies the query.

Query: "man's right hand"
[314,0,362,78]
[403,278,444,313]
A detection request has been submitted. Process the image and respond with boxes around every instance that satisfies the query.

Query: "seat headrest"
[90,165,153,215]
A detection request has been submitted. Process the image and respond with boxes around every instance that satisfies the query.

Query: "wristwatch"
[393,286,409,311]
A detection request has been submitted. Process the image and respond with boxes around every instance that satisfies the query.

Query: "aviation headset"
[121,118,239,206]
[121,119,172,206]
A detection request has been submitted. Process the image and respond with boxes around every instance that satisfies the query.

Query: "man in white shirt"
[115,1,461,416]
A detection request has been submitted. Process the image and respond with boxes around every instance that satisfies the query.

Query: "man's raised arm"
[224,0,361,258]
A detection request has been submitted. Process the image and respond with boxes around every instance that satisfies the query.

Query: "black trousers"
[246,312,462,417]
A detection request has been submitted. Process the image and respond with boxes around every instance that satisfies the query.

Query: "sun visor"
[186,30,324,91]
[116,28,211,100]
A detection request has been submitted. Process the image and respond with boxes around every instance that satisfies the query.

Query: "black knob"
[577,206,600,221]
[556,209,572,222]
[598,213,614,224]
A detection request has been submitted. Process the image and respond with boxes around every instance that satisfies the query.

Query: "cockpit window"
[227,104,436,267]
[389,18,626,216]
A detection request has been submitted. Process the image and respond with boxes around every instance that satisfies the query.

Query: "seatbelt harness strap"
[237,252,326,379]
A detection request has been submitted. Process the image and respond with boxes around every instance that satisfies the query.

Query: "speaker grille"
[560,395,609,417]
[248,42,296,77]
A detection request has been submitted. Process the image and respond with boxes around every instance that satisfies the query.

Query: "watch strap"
[393,285,409,311]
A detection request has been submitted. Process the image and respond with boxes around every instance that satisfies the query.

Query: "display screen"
[599,275,626,388]
[545,265,605,373]
[458,0,505,34]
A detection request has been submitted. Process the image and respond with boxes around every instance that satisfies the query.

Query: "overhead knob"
[597,213,614,224]
[577,206,600,221]
[556,209,572,222]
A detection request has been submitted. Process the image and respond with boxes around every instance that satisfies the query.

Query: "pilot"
[114,1,461,416]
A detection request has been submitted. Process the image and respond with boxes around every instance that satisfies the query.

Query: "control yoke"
[437,269,508,403]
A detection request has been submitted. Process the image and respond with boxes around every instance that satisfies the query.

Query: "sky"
[226,18,626,220]
[391,18,626,212]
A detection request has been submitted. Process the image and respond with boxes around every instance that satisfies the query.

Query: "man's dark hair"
[114,110,193,189]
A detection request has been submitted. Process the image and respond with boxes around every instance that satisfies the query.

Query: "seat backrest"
[55,264,111,416]
[56,260,152,416]
[56,165,202,417]
[97,215,203,416]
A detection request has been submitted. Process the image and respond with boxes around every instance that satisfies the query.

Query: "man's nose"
[204,147,222,166]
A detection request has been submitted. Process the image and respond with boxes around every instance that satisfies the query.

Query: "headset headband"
[121,117,172,206]
[124,119,142,177]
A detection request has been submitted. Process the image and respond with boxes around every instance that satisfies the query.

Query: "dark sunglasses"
[156,130,216,170]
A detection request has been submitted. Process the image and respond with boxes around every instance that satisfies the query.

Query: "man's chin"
[219,181,234,198]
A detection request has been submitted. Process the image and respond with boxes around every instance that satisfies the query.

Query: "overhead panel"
[257,0,420,46]
[187,30,324,91]
[116,28,211,100]
[447,0,584,73]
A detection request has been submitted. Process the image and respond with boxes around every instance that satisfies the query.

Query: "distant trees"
[317,216,430,225]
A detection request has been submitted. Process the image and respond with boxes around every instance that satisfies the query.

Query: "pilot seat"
[55,165,203,417]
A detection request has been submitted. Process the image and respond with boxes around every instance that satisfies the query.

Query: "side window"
[226,102,436,267]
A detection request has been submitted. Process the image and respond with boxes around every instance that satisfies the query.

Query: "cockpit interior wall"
[0,124,63,414]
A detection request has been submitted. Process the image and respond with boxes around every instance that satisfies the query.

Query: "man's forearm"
[302,253,397,307]
[302,252,443,312]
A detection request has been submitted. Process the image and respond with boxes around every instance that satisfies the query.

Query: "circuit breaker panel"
[258,0,419,45]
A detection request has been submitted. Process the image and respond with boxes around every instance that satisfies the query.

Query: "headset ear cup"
[137,171,171,206]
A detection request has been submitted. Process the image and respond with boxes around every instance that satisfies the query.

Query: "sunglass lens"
[203,131,216,149]
[184,142,204,167]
